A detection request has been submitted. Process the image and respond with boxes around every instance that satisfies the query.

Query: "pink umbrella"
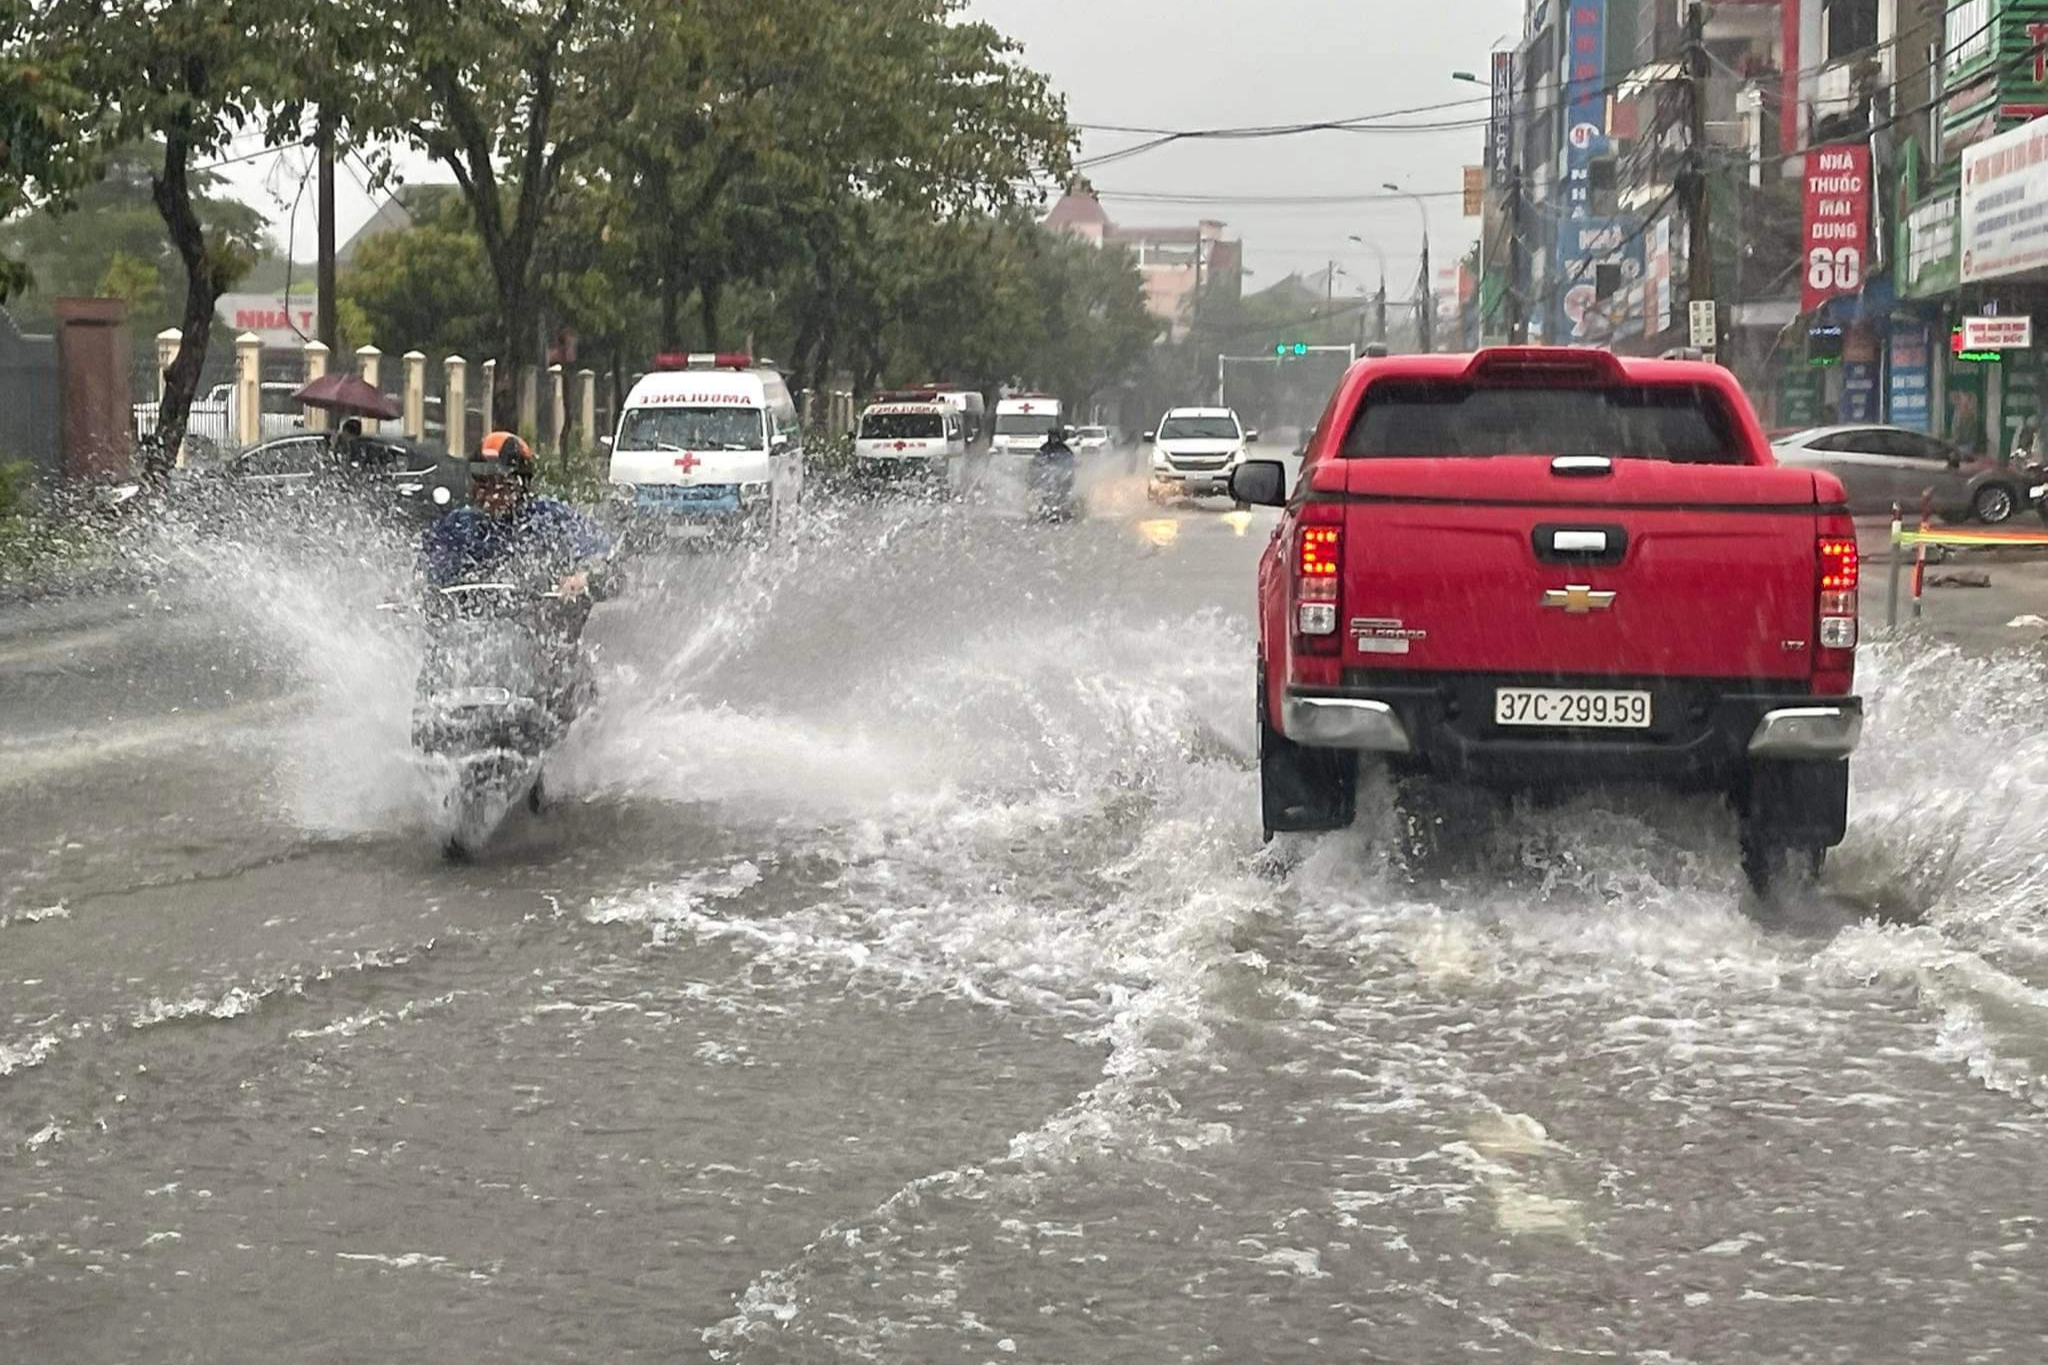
[292,372,403,421]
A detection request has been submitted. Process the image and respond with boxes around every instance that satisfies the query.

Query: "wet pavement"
[7,452,2048,1362]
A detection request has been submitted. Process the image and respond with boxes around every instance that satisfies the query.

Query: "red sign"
[673,453,702,473]
[1800,143,1871,313]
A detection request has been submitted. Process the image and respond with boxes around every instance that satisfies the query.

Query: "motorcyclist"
[1032,423,1077,520]
[420,431,611,594]
[417,431,614,728]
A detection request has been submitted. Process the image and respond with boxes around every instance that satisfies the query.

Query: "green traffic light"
[1293,343,1309,355]
[1275,342,1310,357]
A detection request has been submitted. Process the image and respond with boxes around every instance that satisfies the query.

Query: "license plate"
[663,521,715,539]
[1494,687,1652,729]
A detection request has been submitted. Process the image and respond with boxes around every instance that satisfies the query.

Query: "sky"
[218,0,1520,300]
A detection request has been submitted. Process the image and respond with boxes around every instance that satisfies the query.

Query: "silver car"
[1770,424,2029,524]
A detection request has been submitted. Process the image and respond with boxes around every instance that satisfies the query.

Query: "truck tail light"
[1817,534,1858,652]
[1294,520,1342,650]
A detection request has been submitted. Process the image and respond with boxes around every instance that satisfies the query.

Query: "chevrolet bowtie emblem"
[1542,585,1617,614]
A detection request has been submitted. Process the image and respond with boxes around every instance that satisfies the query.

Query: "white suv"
[1147,407,1254,502]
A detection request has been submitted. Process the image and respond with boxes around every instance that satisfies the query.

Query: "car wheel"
[1258,666,1356,838]
[1973,482,2018,524]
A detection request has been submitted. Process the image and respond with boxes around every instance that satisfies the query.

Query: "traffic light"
[1274,342,1309,357]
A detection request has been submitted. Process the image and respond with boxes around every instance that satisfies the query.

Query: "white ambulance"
[852,391,967,490]
[605,354,803,541]
[989,393,1064,457]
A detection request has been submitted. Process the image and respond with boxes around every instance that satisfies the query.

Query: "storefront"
[1953,115,2048,454]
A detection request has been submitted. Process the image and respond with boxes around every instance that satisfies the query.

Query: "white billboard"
[214,292,319,349]
[1960,116,2048,283]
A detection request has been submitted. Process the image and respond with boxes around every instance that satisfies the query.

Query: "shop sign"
[1562,1,1608,217]
[1842,361,1878,422]
[1901,194,1960,298]
[1777,369,1822,428]
[1960,116,2048,282]
[1961,314,2034,348]
[1488,52,1514,186]
[1888,326,1932,431]
[1643,216,1675,335]
[1801,144,1871,311]
[1553,215,1644,343]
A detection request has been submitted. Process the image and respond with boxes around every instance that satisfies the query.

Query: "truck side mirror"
[1229,460,1287,508]
[1143,430,1156,443]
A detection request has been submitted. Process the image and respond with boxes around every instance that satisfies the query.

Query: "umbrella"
[292,372,403,421]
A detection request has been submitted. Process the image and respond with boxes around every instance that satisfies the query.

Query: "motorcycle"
[409,577,597,859]
[1029,440,1078,523]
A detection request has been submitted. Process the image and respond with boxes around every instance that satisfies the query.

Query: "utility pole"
[316,111,337,352]
[1681,1,1716,353]
[1418,238,1433,353]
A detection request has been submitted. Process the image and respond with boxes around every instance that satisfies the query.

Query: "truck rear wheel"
[1737,758,1847,899]
[1258,669,1357,838]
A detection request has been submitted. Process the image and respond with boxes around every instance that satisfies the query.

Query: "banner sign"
[1488,52,1515,185]
[1887,325,1932,431]
[1961,115,2048,282]
[1800,144,1871,311]
[1962,314,2035,348]
[1554,216,1644,342]
[1562,1,1608,217]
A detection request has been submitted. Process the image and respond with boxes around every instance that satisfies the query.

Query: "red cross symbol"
[893,440,908,451]
[1018,402,1035,413]
[673,452,701,473]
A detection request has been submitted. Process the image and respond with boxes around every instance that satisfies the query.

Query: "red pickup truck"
[1231,347,1863,894]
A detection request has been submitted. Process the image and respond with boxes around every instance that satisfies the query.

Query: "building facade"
[1046,186,1243,342]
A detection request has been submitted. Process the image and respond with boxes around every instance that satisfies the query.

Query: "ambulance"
[852,390,967,491]
[605,354,803,541]
[989,393,1064,457]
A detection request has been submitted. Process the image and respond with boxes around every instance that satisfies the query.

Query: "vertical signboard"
[1887,325,1931,430]
[1488,51,1514,184]
[1563,2,1608,217]
[1556,218,1646,343]
[1800,143,1871,312]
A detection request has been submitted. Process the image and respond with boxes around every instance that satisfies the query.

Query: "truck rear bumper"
[1283,680,1861,788]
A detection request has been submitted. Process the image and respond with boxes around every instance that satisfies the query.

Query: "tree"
[378,0,654,429]
[0,6,95,302]
[31,0,352,480]
[0,143,269,337]
[338,190,496,360]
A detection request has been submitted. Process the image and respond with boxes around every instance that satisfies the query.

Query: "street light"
[1347,234,1389,346]
[1382,182,1433,352]
[1451,70,1481,84]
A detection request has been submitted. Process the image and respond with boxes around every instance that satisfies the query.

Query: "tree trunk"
[149,120,228,487]
[660,278,683,352]
[699,277,722,352]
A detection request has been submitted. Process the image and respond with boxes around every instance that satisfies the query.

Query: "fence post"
[301,339,329,433]
[481,359,497,431]
[547,362,566,454]
[1912,488,1931,621]
[577,368,597,450]
[1886,501,1902,629]
[234,332,263,448]
[155,327,184,466]
[356,344,382,390]
[403,350,427,441]
[518,365,539,440]
[445,355,468,459]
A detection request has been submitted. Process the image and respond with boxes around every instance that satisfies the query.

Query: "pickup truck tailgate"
[1331,457,1825,681]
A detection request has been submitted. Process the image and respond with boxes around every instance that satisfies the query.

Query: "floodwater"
[6,460,2048,1362]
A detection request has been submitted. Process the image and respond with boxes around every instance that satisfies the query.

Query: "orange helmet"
[472,431,535,483]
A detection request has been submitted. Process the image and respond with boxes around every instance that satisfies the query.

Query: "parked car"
[169,432,457,524]
[1770,424,2027,524]
[1234,346,1862,897]
[1074,425,1111,455]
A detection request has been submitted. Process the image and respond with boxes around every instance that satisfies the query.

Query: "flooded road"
[7,460,2048,1362]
